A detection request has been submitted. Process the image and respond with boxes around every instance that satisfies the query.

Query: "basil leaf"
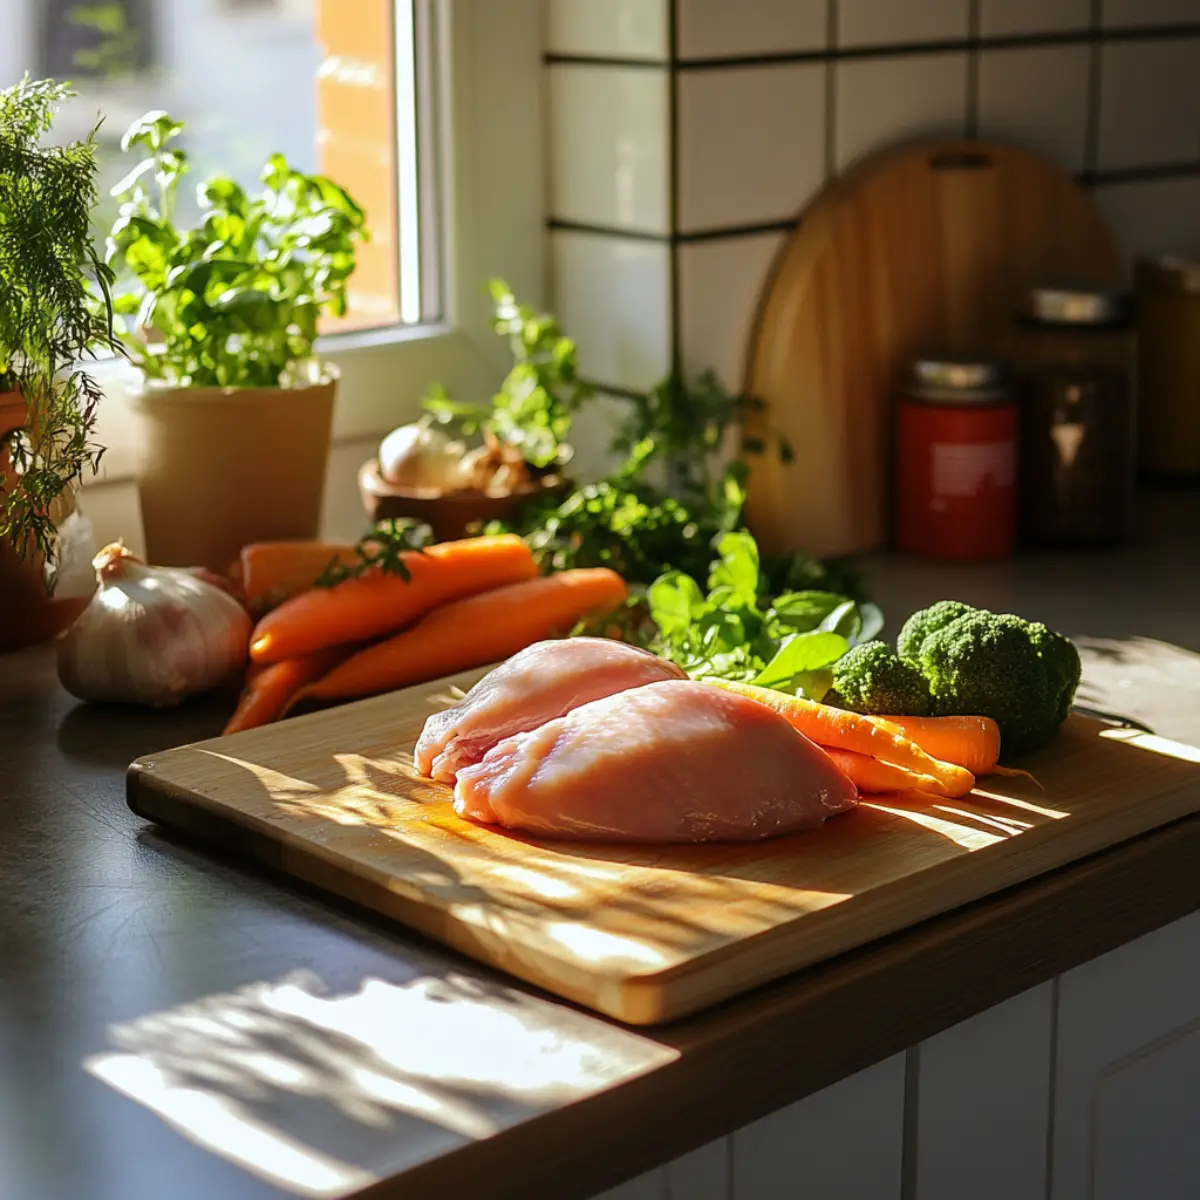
[707,531,760,608]
[819,599,862,641]
[855,602,885,645]
[769,589,848,631]
[647,571,706,640]
[753,631,850,690]
[783,668,835,701]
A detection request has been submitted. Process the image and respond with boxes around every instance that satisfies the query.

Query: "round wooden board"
[742,139,1124,559]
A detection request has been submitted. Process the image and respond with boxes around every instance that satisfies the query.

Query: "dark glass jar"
[1014,286,1136,547]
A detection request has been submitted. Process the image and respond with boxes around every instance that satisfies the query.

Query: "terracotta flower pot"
[0,391,91,653]
[357,457,569,542]
[130,373,338,571]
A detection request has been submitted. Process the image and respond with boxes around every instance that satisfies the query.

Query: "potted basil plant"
[107,111,367,570]
[0,77,117,651]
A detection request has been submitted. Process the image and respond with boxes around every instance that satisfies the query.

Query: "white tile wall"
[1095,176,1200,264]
[545,0,668,61]
[978,44,1090,171]
[677,64,825,231]
[834,52,969,171]
[678,232,788,388]
[548,65,670,233]
[979,0,1091,36]
[676,0,826,60]
[1102,0,1200,28]
[837,0,969,47]
[550,230,672,390]
[1097,39,1200,169]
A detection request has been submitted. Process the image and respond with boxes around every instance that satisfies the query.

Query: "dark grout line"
[1081,160,1200,186]
[824,0,838,179]
[965,0,982,140]
[543,23,1200,73]
[1083,0,1104,174]
[546,217,800,245]
[667,0,682,378]
[547,218,669,243]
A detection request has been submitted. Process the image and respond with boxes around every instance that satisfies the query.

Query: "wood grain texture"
[743,138,1124,558]
[126,666,1200,1026]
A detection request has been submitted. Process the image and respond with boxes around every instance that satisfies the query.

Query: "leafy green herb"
[642,531,873,700]
[0,77,118,568]
[315,518,432,588]
[106,111,367,388]
[423,280,591,469]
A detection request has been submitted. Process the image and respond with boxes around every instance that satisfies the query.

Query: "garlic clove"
[57,542,252,707]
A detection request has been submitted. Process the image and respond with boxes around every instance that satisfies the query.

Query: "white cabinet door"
[1052,910,1200,1200]
[731,1054,906,1200]
[915,982,1054,1200]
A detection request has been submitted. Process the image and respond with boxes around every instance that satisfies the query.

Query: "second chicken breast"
[454,679,858,843]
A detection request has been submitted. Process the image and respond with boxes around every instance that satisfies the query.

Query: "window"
[3,0,546,480]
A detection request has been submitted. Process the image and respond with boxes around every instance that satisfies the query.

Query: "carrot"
[223,646,351,735]
[249,534,538,665]
[239,541,359,615]
[825,749,949,796]
[706,680,976,797]
[288,568,628,709]
[868,714,1002,776]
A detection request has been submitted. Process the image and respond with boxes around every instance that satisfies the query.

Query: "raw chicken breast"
[454,679,858,843]
[414,637,685,783]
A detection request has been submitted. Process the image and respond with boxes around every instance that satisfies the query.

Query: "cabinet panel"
[595,1168,667,1200]
[1053,910,1200,1200]
[915,982,1054,1200]
[731,1055,905,1200]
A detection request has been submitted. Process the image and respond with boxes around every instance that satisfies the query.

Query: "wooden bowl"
[357,459,569,541]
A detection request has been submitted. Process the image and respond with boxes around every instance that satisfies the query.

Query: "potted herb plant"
[0,77,117,652]
[107,112,367,570]
[358,280,587,540]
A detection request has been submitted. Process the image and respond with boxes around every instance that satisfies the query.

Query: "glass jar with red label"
[896,355,1016,560]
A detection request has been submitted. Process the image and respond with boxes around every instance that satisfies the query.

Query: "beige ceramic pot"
[130,373,337,571]
[0,391,91,653]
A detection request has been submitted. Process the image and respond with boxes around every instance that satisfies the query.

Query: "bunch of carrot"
[707,680,1014,798]
[223,534,629,735]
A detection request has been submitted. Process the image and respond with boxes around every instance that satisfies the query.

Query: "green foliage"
[0,77,117,567]
[898,603,1083,756]
[830,641,932,717]
[641,531,876,700]
[106,111,367,388]
[423,280,592,468]
[315,518,432,587]
[69,3,141,81]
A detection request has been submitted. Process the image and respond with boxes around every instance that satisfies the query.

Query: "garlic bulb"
[378,419,466,492]
[57,542,252,707]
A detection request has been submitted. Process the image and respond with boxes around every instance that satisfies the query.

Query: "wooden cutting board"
[127,671,1200,1025]
[743,138,1124,559]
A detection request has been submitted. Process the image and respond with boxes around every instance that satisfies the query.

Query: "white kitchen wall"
[545,0,1200,397]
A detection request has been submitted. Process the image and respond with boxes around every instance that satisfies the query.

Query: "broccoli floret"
[831,641,932,716]
[907,606,1082,756]
[896,600,974,665]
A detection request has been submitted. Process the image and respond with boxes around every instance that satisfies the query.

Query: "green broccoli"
[896,600,974,663]
[831,642,932,716]
[900,604,1082,756]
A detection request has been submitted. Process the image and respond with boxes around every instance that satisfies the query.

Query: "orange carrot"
[288,568,629,709]
[706,680,975,797]
[239,541,359,616]
[868,714,1002,776]
[825,749,949,796]
[223,646,351,735]
[249,534,538,665]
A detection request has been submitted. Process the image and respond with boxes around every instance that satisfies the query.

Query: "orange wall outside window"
[316,0,400,332]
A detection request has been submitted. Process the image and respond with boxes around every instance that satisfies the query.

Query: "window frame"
[86,0,547,482]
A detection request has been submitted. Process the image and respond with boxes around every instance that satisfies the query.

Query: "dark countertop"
[3,489,1199,1200]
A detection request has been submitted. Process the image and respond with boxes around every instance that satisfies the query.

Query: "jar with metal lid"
[895,354,1016,560]
[1014,285,1136,547]
[1136,256,1200,480]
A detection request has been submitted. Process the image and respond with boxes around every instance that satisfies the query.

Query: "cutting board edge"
[630,771,1200,1023]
